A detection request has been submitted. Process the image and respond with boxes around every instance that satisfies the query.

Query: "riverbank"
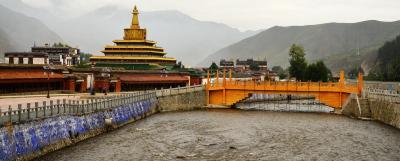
[0,87,206,161]
[36,109,400,161]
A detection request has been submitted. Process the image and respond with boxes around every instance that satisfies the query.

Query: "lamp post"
[90,63,96,95]
[43,64,53,98]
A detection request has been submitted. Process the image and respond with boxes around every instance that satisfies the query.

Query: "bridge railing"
[209,80,359,93]
[0,91,157,127]
[366,88,400,103]
[155,85,205,97]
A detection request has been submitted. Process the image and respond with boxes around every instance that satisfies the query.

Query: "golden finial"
[133,5,139,14]
[131,5,140,29]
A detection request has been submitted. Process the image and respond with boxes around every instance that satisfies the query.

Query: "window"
[9,57,14,64]
[18,57,23,64]
[28,58,33,64]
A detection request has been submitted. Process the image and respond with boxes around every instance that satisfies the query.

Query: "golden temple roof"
[112,40,156,44]
[104,45,164,50]
[94,5,178,65]
[101,50,166,55]
[90,56,176,61]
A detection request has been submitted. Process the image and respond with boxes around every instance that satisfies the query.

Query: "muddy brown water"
[36,109,400,161]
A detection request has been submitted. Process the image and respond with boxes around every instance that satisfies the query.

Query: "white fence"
[0,85,206,126]
[366,88,400,103]
[155,85,205,97]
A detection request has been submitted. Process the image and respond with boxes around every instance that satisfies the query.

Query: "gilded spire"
[131,5,140,29]
[124,5,146,40]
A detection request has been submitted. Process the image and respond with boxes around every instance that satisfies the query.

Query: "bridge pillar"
[358,72,364,96]
[223,68,226,104]
[229,68,232,81]
[216,70,219,87]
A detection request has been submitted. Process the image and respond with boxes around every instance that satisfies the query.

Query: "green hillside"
[322,44,381,74]
[199,20,400,73]
[368,35,400,81]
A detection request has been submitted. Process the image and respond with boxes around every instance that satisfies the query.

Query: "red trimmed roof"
[0,70,64,79]
[120,74,189,84]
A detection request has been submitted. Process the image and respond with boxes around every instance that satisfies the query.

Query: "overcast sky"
[20,0,400,30]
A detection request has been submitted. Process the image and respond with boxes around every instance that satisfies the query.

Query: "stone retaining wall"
[0,97,158,161]
[369,99,400,128]
[343,98,400,129]
[0,89,206,161]
[157,90,206,112]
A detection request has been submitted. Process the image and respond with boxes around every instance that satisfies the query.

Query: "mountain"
[0,4,63,61]
[322,44,381,75]
[0,28,15,63]
[0,0,55,21]
[47,6,258,67]
[367,35,400,81]
[199,20,400,71]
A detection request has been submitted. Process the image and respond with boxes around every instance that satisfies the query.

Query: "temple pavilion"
[90,6,177,70]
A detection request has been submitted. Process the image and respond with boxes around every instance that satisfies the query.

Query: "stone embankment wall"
[0,87,206,161]
[343,97,400,129]
[157,90,206,112]
[0,93,158,161]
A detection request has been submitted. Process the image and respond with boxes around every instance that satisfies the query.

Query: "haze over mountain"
[199,20,400,72]
[0,4,62,62]
[0,1,259,67]
[52,6,259,66]
[0,28,15,63]
[2,0,399,71]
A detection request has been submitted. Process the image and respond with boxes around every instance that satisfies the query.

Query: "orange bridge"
[206,70,363,109]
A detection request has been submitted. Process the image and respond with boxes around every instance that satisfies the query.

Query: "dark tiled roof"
[5,52,48,57]
[119,74,189,84]
[0,70,64,79]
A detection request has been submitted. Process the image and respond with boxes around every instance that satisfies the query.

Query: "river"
[36,109,400,161]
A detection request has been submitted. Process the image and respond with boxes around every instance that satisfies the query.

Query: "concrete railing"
[366,88,400,103]
[0,91,156,127]
[0,86,205,127]
[155,85,205,97]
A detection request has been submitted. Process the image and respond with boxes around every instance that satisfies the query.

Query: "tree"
[52,42,70,47]
[304,60,331,82]
[271,66,284,73]
[368,34,400,81]
[278,70,288,79]
[249,63,260,71]
[305,63,318,81]
[272,66,287,79]
[80,53,93,64]
[316,61,331,82]
[288,44,307,81]
[209,62,219,72]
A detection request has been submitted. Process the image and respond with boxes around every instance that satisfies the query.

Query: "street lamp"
[43,64,54,98]
[90,63,96,95]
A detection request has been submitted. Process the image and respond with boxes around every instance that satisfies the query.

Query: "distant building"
[3,44,80,66]
[219,59,234,69]
[31,44,80,66]
[0,64,94,94]
[235,59,268,72]
[4,52,48,65]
